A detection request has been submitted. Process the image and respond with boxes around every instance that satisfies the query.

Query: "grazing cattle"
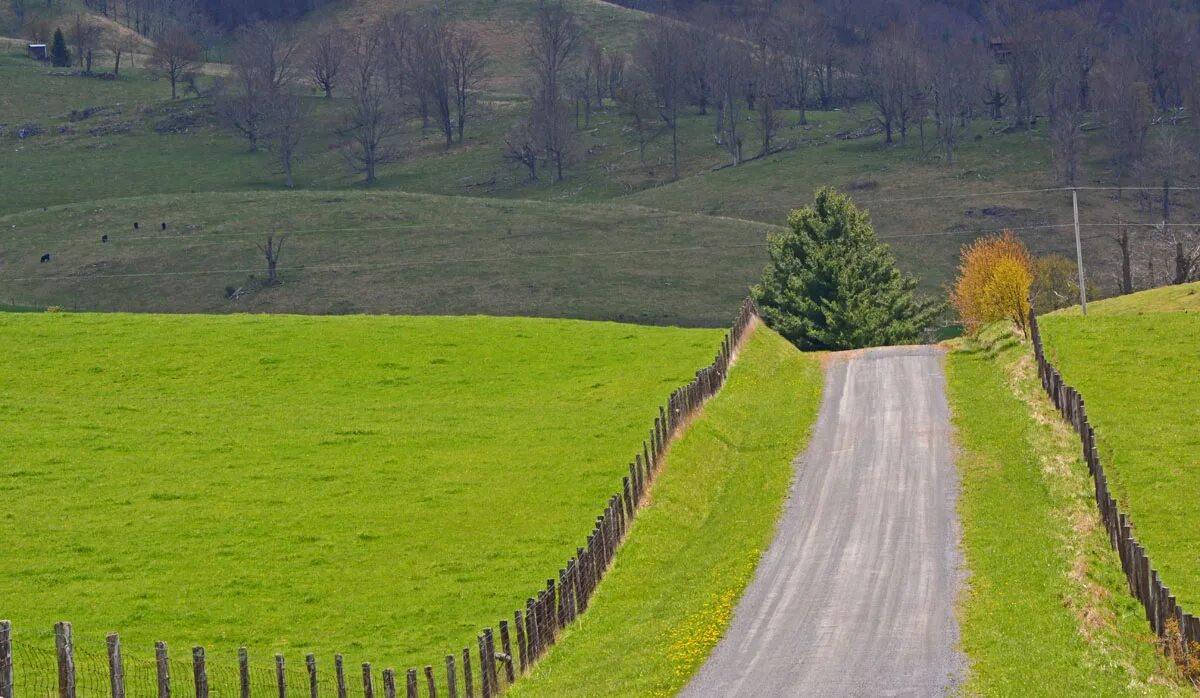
[102,235,109,243]
[161,222,167,231]
[40,254,50,263]
[134,222,139,229]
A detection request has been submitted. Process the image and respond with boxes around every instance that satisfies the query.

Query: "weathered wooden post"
[403,669,416,698]
[381,669,395,698]
[276,655,287,698]
[107,634,126,698]
[335,655,346,698]
[444,655,457,698]
[192,647,208,698]
[423,666,436,698]
[239,648,251,698]
[0,621,12,698]
[306,654,318,698]
[476,636,490,698]
[498,622,514,684]
[361,664,374,698]
[54,622,75,698]
[460,649,472,698]
[155,642,170,698]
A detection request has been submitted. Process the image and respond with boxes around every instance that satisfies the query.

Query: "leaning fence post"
[0,621,11,698]
[55,622,75,698]
[476,636,490,698]
[306,655,318,698]
[276,655,287,698]
[335,655,346,698]
[445,655,457,698]
[498,623,515,684]
[424,666,436,698]
[155,642,170,698]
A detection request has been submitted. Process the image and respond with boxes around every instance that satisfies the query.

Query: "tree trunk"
[670,116,679,180]
[1118,228,1133,294]
[113,50,121,76]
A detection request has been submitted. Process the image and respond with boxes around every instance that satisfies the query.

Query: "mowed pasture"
[0,190,775,326]
[0,311,723,669]
[1039,283,1200,610]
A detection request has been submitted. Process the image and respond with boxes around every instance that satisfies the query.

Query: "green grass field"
[1039,283,1200,611]
[0,311,724,671]
[0,190,774,326]
[509,325,823,697]
[948,323,1187,696]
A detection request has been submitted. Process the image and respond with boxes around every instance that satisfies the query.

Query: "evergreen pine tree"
[752,187,942,350]
[50,28,71,68]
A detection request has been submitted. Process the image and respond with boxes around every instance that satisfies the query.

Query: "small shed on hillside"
[27,44,47,61]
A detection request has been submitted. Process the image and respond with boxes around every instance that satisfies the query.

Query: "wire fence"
[1029,308,1200,663]
[0,298,762,698]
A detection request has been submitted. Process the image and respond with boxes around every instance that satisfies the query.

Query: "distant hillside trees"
[342,22,399,185]
[146,25,202,99]
[634,16,685,180]
[216,22,298,152]
[523,4,582,183]
[306,27,345,99]
[753,189,941,350]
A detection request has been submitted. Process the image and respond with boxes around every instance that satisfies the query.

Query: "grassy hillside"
[510,325,823,698]
[948,324,1187,696]
[0,190,774,326]
[0,310,722,669]
[1039,285,1200,610]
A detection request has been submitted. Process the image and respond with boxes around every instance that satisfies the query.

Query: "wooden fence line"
[0,299,761,698]
[1029,308,1199,655]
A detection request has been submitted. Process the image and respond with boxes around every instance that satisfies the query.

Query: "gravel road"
[678,346,964,697]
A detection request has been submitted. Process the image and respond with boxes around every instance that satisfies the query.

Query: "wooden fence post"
[155,642,170,698]
[380,669,394,698]
[444,655,457,698]
[107,634,125,698]
[54,622,75,698]
[361,664,374,698]
[483,629,497,689]
[476,636,490,698]
[461,649,472,698]
[498,623,514,684]
[276,655,286,698]
[425,666,437,698]
[513,611,526,674]
[306,655,318,698]
[192,647,208,698]
[335,655,346,698]
[404,669,417,698]
[0,621,11,698]
[239,649,251,698]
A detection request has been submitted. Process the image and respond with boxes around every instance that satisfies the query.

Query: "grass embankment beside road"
[947,323,1187,696]
[1039,282,1200,613]
[0,311,722,671]
[509,325,823,698]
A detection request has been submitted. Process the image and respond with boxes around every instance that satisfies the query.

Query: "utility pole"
[1072,188,1088,316]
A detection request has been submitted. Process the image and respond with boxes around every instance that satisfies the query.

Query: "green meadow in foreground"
[510,326,823,698]
[0,311,723,671]
[1039,284,1200,611]
[948,324,1185,696]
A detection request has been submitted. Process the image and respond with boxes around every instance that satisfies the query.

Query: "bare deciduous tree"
[615,64,655,162]
[526,3,581,181]
[927,37,978,165]
[257,234,286,285]
[70,14,102,72]
[342,22,401,184]
[504,119,540,180]
[145,24,202,99]
[266,93,303,188]
[712,36,749,165]
[216,23,299,153]
[307,26,346,99]
[1096,39,1153,194]
[635,16,685,180]
[447,24,489,143]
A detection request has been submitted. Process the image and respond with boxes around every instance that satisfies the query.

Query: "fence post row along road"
[1029,308,1200,654]
[0,299,762,698]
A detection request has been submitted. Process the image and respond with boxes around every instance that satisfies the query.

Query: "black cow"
[161,222,167,231]
[40,254,50,263]
[134,222,139,229]
[102,235,109,243]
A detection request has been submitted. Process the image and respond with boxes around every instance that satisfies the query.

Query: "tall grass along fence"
[1029,308,1199,662]
[0,299,761,698]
